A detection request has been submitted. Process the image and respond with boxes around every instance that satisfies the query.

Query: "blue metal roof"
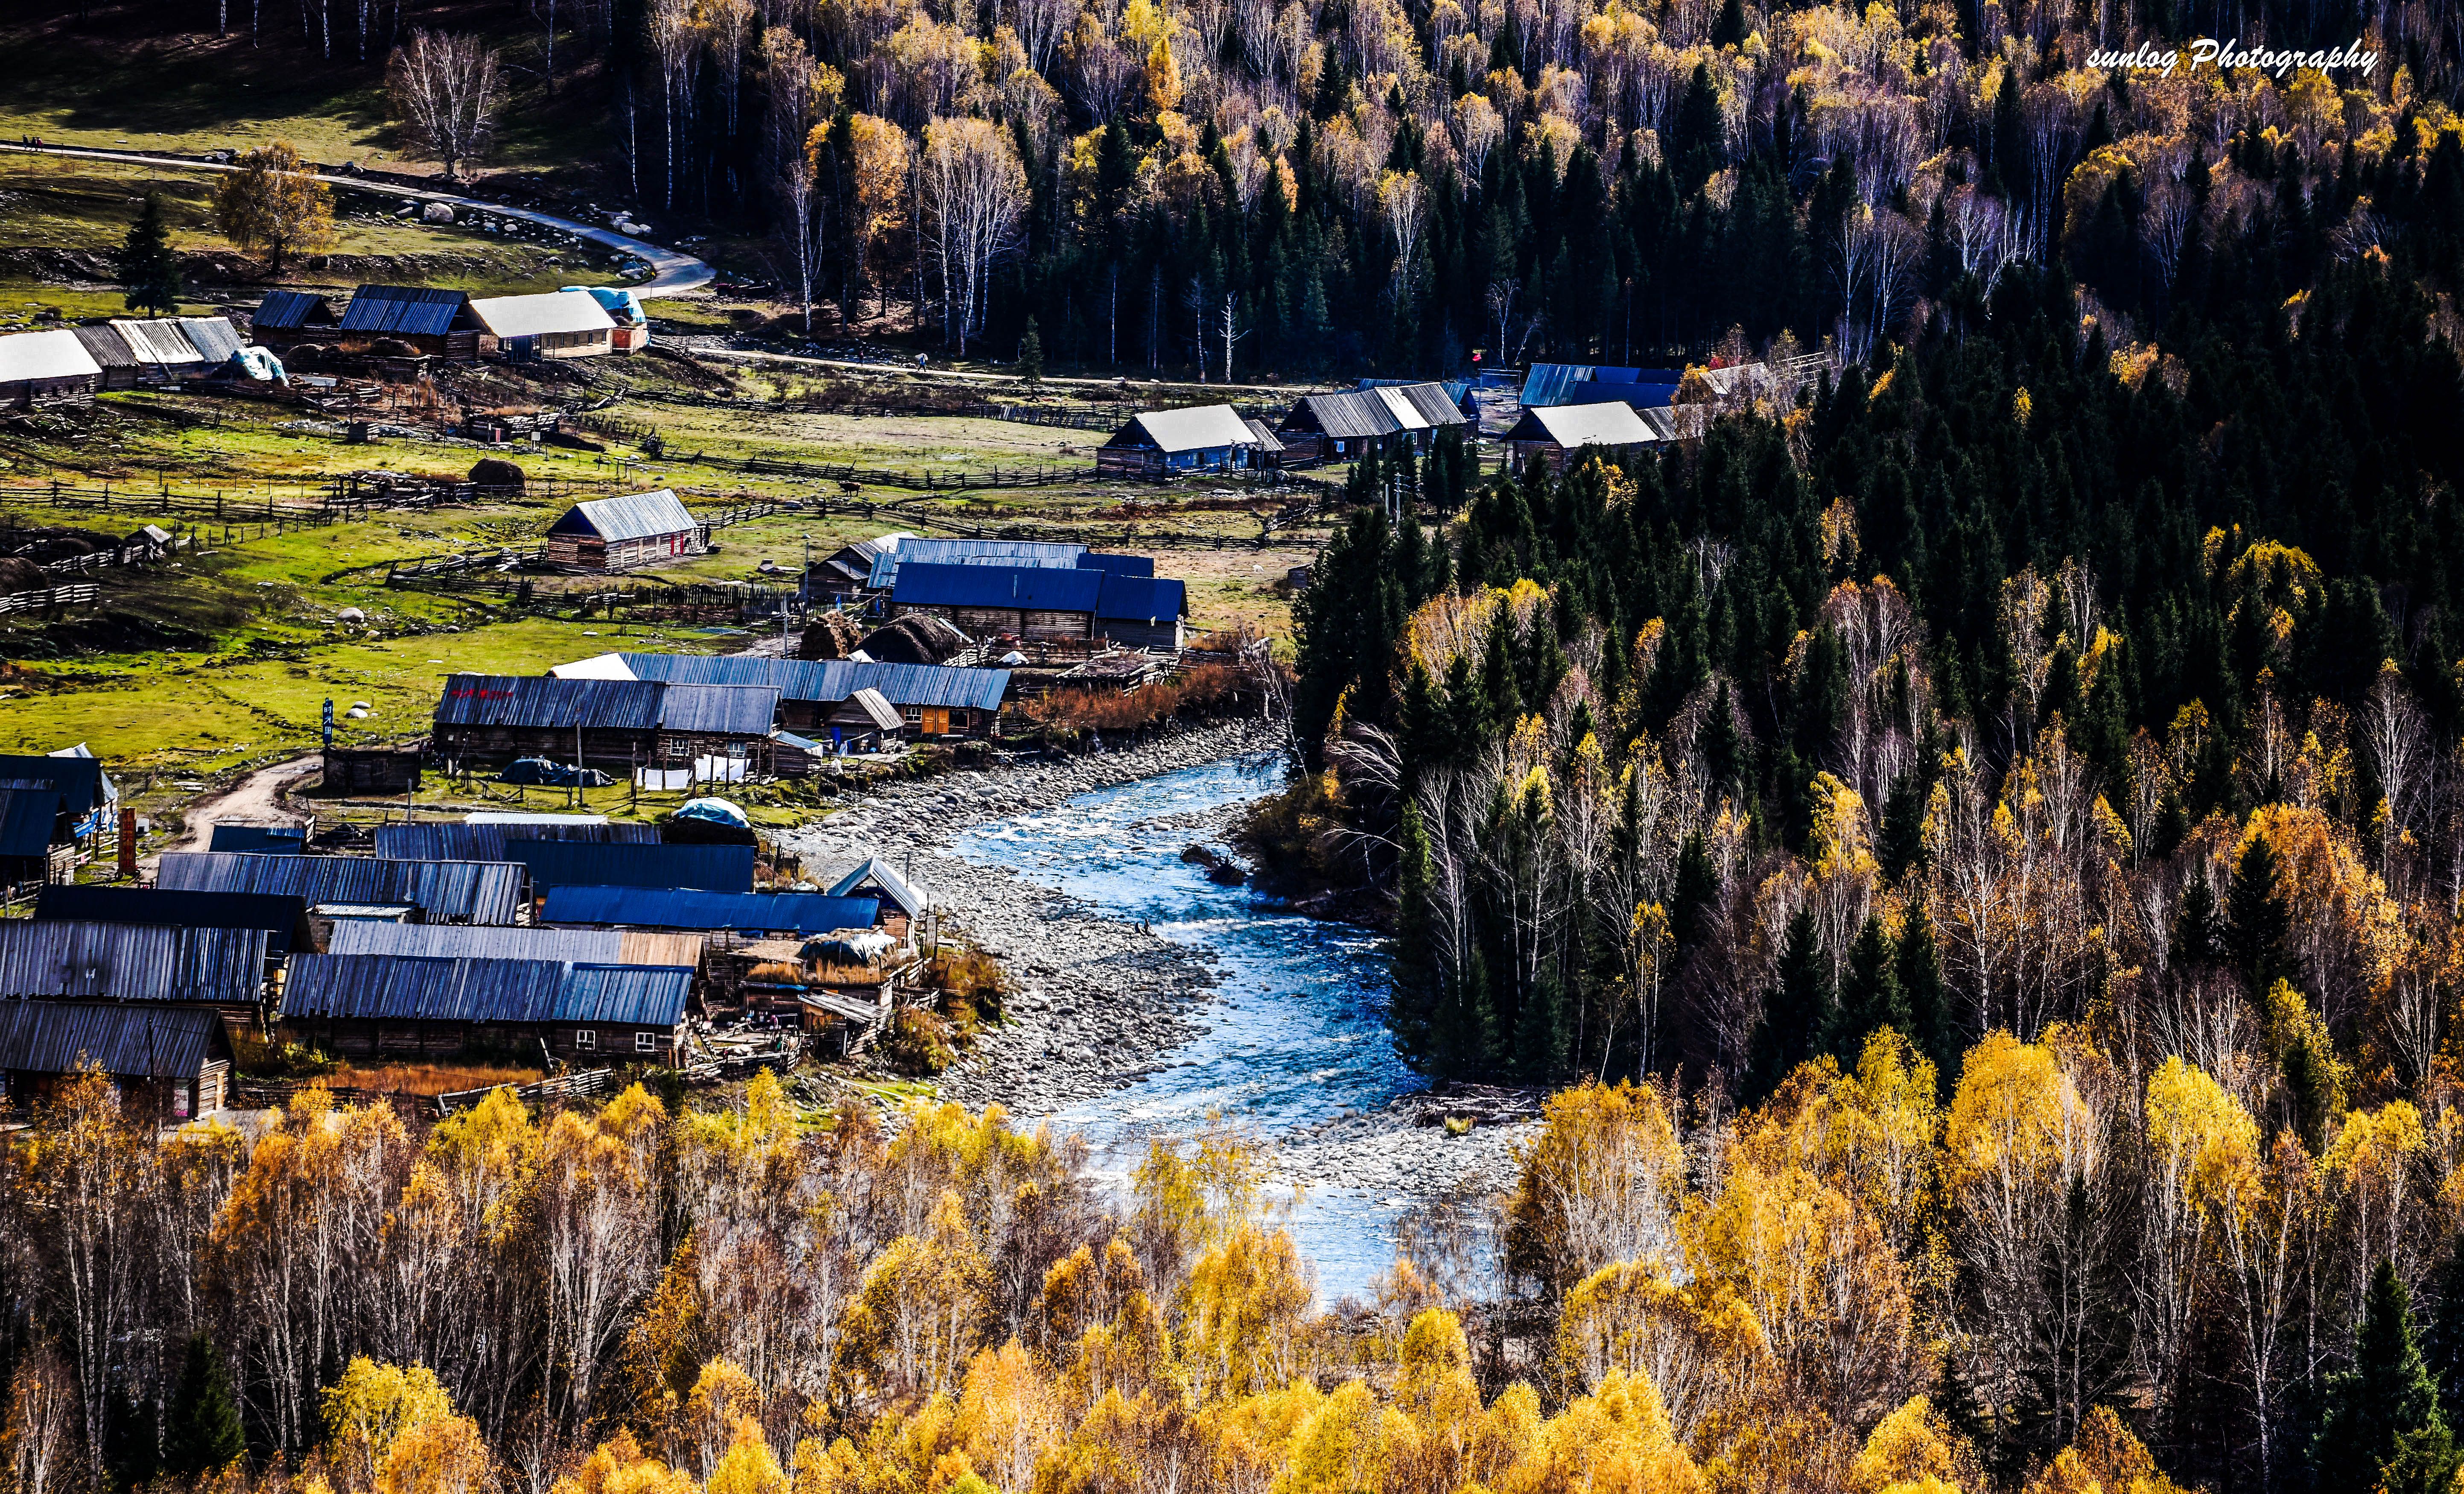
[865,538,1086,590]
[616,655,1011,712]
[0,788,58,858]
[374,821,661,862]
[1094,573,1186,622]
[435,675,665,731]
[505,841,755,892]
[1520,364,1685,408]
[894,562,1102,612]
[339,285,472,336]
[540,885,878,935]
[0,755,113,821]
[281,955,691,1027]
[1077,552,1156,578]
[251,290,334,330]
[209,824,307,853]
[35,885,312,960]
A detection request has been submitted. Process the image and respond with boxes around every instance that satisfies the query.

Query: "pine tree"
[1877,763,1926,881]
[116,190,183,316]
[2314,1261,2463,1494]
[161,1333,246,1477]
[1829,914,1909,1064]
[2227,832,2290,993]
[1897,902,1956,1092]
[1435,945,1500,1075]
[1514,975,1568,1081]
[1669,830,1717,954]
[1746,908,1830,1099]
[1017,316,1044,383]
[103,1380,159,1491]
[1390,801,1443,1064]
[2423,1232,2464,1417]
[1710,0,1748,45]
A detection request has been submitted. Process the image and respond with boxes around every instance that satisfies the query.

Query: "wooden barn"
[1097,404,1274,477]
[70,325,148,389]
[336,285,483,359]
[653,684,781,776]
[429,674,666,773]
[278,953,694,1065]
[248,290,342,349]
[577,652,1016,740]
[544,490,708,570]
[469,289,619,361]
[1274,382,1470,465]
[1501,401,1661,475]
[0,329,102,408]
[0,1002,234,1122]
[889,562,1187,652]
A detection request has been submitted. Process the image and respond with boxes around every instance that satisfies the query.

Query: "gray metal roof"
[71,325,143,369]
[0,329,103,384]
[281,954,691,1026]
[433,675,665,731]
[34,885,313,960]
[250,290,336,330]
[659,684,781,736]
[835,688,902,731]
[0,921,269,1005]
[468,289,617,339]
[826,857,926,918]
[157,852,526,925]
[180,316,243,363]
[374,820,660,862]
[540,885,878,934]
[111,319,204,366]
[323,921,704,968]
[1284,383,1469,439]
[339,285,473,336]
[865,538,1085,590]
[0,1001,230,1078]
[1242,418,1285,453]
[616,655,1011,712]
[1505,401,1658,448]
[505,841,754,893]
[549,490,699,545]
[1118,404,1260,454]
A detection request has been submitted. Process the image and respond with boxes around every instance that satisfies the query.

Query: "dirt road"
[150,754,321,871]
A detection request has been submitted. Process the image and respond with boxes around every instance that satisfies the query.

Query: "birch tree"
[386,30,506,182]
[918,116,1029,355]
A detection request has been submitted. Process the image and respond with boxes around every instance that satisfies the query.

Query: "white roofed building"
[469,289,619,360]
[1098,403,1273,476]
[1501,401,1661,474]
[0,329,102,407]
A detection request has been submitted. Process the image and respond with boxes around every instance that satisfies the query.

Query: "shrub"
[885,1007,957,1076]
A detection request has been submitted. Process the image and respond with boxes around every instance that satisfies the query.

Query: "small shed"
[1275,382,1470,465]
[1502,401,1660,474]
[804,540,885,604]
[1092,574,1188,651]
[71,325,148,389]
[469,288,619,361]
[337,285,482,359]
[323,743,425,795]
[108,318,207,377]
[544,490,708,570]
[824,687,905,754]
[0,330,102,408]
[1097,404,1270,477]
[826,857,926,940]
[180,316,244,365]
[0,1002,234,1121]
[248,290,342,348]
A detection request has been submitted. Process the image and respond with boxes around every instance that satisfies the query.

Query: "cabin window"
[636,1032,659,1053]
[575,1029,598,1052]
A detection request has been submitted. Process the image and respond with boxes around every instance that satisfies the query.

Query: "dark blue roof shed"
[541,885,878,936]
[1077,552,1157,578]
[1094,574,1187,623]
[0,789,59,858]
[893,562,1103,612]
[339,285,473,336]
[435,675,665,731]
[374,821,660,862]
[251,290,336,330]
[0,1001,231,1078]
[0,755,114,822]
[282,953,690,1027]
[506,841,755,893]
[35,886,315,961]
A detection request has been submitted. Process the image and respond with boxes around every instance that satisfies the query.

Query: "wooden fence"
[435,1067,616,1115]
[0,582,99,614]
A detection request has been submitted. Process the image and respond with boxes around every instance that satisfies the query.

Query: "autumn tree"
[212,140,335,270]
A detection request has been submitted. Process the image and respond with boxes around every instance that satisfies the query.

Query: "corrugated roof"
[894,562,1103,613]
[1286,389,1398,439]
[836,688,902,731]
[1507,401,1659,448]
[504,841,755,893]
[864,538,1085,590]
[1243,418,1286,453]
[1121,404,1260,453]
[283,952,692,1026]
[0,921,269,1005]
[660,684,780,736]
[541,886,879,935]
[325,921,702,967]
[0,756,114,820]
[374,820,660,862]
[0,1001,228,1078]
[615,655,1012,712]
[1077,552,1156,577]
[339,284,472,336]
[548,490,699,545]
[110,319,201,366]
[250,290,334,330]
[433,674,665,731]
[0,789,58,859]
[826,857,925,918]
[156,852,526,926]
[469,289,618,339]
[1095,573,1186,623]
[0,329,103,384]
[33,885,312,960]
[71,325,142,369]
[180,316,243,363]
[1389,382,1472,427]
[208,824,307,853]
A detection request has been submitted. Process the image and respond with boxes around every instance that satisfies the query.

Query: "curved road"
[0,143,713,295]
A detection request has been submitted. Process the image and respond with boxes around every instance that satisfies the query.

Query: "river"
[946,750,1425,1301]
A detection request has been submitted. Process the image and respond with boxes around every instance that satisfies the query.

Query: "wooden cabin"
[0,1003,234,1122]
[544,490,707,570]
[1501,401,1660,475]
[336,285,483,359]
[469,289,619,361]
[0,330,101,408]
[279,954,694,1065]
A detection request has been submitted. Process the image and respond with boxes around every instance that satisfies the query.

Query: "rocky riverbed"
[780,719,1543,1218]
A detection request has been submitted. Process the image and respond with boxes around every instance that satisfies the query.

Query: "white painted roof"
[1130,403,1260,453]
[1374,385,1433,431]
[549,652,642,680]
[469,289,619,339]
[0,329,103,384]
[111,319,206,365]
[1527,401,1657,447]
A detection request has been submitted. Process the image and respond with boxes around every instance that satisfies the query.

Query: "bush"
[923,944,1007,1022]
[1022,661,1283,736]
[885,1006,957,1076]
